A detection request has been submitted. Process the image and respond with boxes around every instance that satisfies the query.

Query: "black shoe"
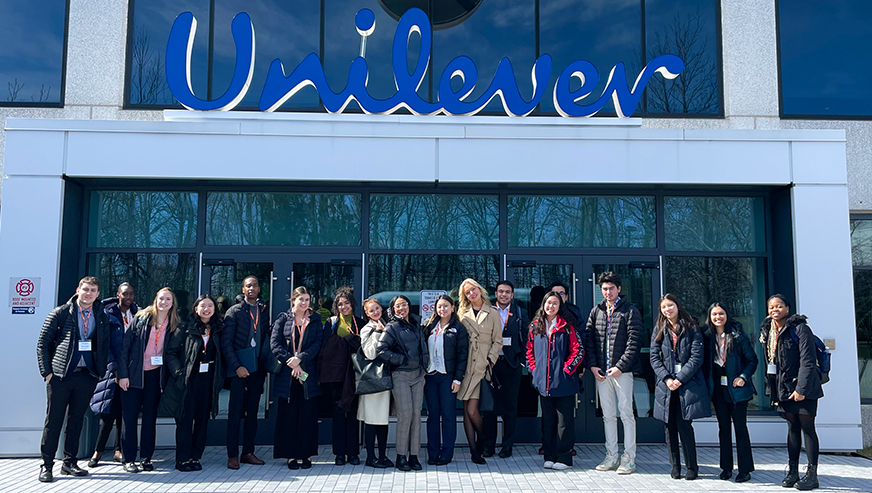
[482,448,495,458]
[347,455,360,466]
[736,472,751,483]
[87,453,101,468]
[113,453,123,463]
[301,459,312,469]
[335,455,346,466]
[175,461,193,472]
[287,459,299,470]
[471,452,486,465]
[366,456,379,468]
[670,466,682,479]
[720,469,732,480]
[498,447,512,458]
[190,460,202,471]
[60,462,89,477]
[123,462,140,473]
[396,455,411,472]
[436,457,452,466]
[409,455,422,470]
[685,469,698,481]
[38,465,53,483]
[427,457,439,465]
[140,459,154,471]
[783,461,800,488]
[795,464,819,491]
[377,456,394,468]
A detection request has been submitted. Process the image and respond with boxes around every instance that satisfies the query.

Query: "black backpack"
[788,327,831,384]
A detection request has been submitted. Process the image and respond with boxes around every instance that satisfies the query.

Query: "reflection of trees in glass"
[508,196,655,248]
[854,271,872,400]
[5,78,52,103]
[645,9,718,114]
[90,253,197,321]
[130,27,174,105]
[207,193,361,246]
[370,195,499,249]
[208,263,273,317]
[665,197,762,252]
[367,254,500,304]
[851,220,872,266]
[293,263,355,323]
[92,192,197,248]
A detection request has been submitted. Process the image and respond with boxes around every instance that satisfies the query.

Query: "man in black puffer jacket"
[36,277,111,483]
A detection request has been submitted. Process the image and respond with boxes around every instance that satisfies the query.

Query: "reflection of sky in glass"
[432,0,535,113]
[780,1,872,116]
[325,0,427,111]
[539,0,640,115]
[0,0,65,104]
[130,0,209,106]
[212,0,320,109]
[645,0,719,114]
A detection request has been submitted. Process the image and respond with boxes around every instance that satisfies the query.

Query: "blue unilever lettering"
[165,8,684,117]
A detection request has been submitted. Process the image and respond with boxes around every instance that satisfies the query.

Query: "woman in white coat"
[357,298,393,468]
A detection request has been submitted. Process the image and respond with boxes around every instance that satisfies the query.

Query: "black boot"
[795,464,819,491]
[782,461,800,488]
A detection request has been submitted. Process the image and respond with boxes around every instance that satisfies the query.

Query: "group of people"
[35,273,825,490]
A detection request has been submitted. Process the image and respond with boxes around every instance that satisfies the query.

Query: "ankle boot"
[782,461,800,488]
[795,464,819,490]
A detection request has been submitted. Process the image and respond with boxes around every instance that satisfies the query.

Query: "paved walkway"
[1,445,870,492]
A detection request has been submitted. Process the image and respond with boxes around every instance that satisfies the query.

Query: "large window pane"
[212,0,320,109]
[645,0,720,115]
[851,219,872,266]
[88,253,198,321]
[779,1,872,117]
[207,192,361,246]
[0,1,66,105]
[431,0,535,114]
[367,254,499,316]
[370,194,498,250]
[539,0,640,115]
[127,0,209,107]
[89,191,198,248]
[664,256,769,409]
[665,197,764,252]
[508,195,656,248]
[854,270,872,403]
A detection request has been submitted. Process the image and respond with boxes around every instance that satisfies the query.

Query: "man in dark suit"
[36,276,111,482]
[482,280,529,458]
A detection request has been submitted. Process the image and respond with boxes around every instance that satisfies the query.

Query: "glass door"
[580,256,662,443]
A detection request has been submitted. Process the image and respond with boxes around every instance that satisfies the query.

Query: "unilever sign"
[166,8,684,117]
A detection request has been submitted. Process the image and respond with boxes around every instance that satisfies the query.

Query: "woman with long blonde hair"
[455,279,502,464]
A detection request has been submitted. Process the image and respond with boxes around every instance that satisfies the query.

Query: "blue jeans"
[425,373,457,461]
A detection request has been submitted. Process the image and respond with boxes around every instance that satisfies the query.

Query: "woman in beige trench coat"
[456,278,502,464]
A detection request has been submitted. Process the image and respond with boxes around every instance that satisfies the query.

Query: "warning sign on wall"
[9,277,40,315]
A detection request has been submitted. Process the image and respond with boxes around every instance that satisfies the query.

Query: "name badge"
[199,362,209,373]
[502,337,512,347]
[767,363,777,375]
[78,341,92,352]
[673,364,682,374]
[150,356,163,366]
[251,338,257,348]
[720,375,729,386]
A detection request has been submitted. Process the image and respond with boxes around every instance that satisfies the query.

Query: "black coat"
[119,313,173,389]
[221,295,271,374]
[759,315,823,402]
[422,314,469,382]
[160,318,225,420]
[583,297,643,374]
[377,314,428,372]
[702,321,757,403]
[319,315,364,411]
[650,322,711,422]
[493,302,529,369]
[271,311,324,400]
[89,311,124,415]
[37,295,111,380]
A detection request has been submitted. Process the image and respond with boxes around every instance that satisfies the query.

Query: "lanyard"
[121,310,131,330]
[153,317,168,353]
[342,315,359,335]
[670,329,679,367]
[292,317,308,356]
[433,321,443,339]
[202,325,211,352]
[716,333,726,365]
[497,306,511,331]
[80,308,91,337]
[249,305,260,334]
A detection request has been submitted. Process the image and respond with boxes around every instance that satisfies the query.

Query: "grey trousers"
[391,368,425,456]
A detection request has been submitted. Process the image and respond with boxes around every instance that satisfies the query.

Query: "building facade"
[0,0,867,455]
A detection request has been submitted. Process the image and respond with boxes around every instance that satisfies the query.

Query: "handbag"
[351,350,393,395]
[478,362,502,413]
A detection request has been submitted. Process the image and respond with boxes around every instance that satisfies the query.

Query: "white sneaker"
[616,454,635,475]
[595,454,620,471]
[543,461,554,469]
[551,462,571,471]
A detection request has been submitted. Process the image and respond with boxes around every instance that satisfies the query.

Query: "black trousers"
[331,385,360,457]
[226,369,265,458]
[175,372,214,462]
[665,389,698,472]
[712,387,754,474]
[483,359,521,451]
[541,394,575,466]
[40,370,98,466]
[94,390,122,455]
[120,369,162,462]
[274,379,319,459]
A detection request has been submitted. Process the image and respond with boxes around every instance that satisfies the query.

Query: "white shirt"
[427,322,447,375]
[546,317,557,337]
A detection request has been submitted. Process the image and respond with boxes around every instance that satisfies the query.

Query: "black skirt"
[778,398,817,416]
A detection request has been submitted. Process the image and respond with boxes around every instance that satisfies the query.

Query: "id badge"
[150,356,163,366]
[502,337,512,347]
[298,370,309,382]
[767,363,777,375]
[250,338,257,348]
[673,364,682,374]
[199,362,209,373]
[720,375,729,386]
[78,341,92,352]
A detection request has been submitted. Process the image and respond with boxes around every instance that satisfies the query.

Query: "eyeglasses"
[553,291,567,297]
[394,302,409,308]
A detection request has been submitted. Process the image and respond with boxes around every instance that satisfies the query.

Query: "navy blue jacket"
[703,321,757,403]
[89,311,124,415]
[271,311,323,400]
[221,295,271,374]
[650,322,711,422]
[526,316,583,398]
